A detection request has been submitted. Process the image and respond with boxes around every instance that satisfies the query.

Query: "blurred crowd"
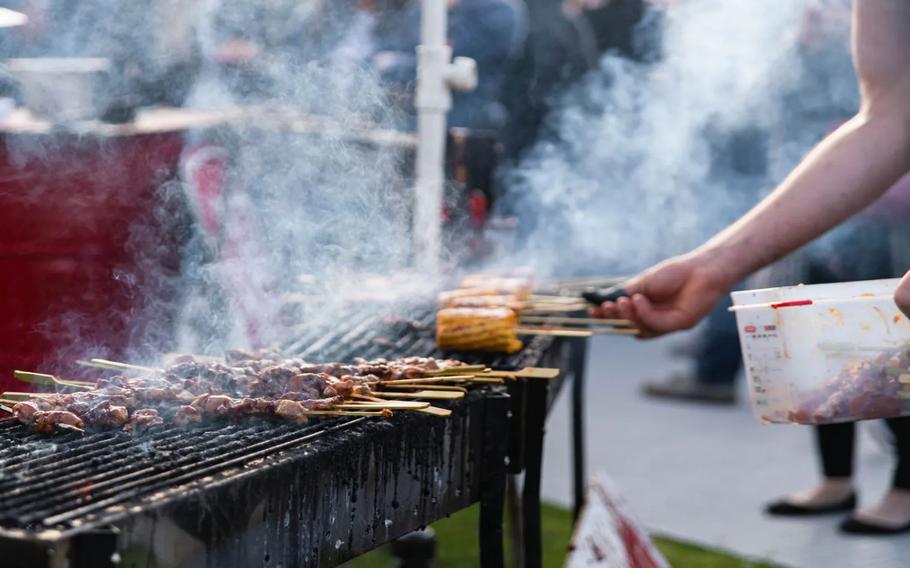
[0,0,660,151]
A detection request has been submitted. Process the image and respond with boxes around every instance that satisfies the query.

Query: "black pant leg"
[885,417,910,490]
[816,423,855,479]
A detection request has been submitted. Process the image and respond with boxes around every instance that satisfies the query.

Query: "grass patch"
[345,502,774,567]
[652,536,777,568]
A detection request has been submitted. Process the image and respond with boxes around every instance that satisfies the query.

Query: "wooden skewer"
[421,365,488,376]
[518,316,632,327]
[372,390,464,400]
[335,401,429,410]
[1,392,37,401]
[303,410,390,417]
[587,328,639,336]
[0,403,13,414]
[516,327,593,337]
[517,326,639,337]
[383,384,468,392]
[481,367,561,380]
[540,275,628,287]
[14,371,94,391]
[521,305,589,313]
[526,301,589,308]
[350,394,452,417]
[388,377,505,385]
[529,295,590,304]
[381,375,504,385]
[79,359,162,374]
[406,405,452,417]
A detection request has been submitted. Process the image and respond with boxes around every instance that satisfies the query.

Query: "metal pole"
[414,0,450,273]
[570,337,589,521]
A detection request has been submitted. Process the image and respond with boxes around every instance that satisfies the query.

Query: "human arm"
[593,0,910,337]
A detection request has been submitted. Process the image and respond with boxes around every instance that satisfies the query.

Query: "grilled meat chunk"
[33,410,85,433]
[124,409,164,433]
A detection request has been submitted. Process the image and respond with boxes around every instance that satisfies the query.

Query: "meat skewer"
[4,354,477,433]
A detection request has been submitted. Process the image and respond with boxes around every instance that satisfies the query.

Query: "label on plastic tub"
[737,308,792,421]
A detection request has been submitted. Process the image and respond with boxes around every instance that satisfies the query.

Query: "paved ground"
[540,333,910,567]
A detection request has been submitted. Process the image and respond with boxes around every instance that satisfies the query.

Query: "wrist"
[688,243,746,290]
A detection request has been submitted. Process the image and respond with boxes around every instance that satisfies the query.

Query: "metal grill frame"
[0,390,509,568]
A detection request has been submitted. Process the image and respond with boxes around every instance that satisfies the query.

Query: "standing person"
[498,0,601,163]
[594,0,910,534]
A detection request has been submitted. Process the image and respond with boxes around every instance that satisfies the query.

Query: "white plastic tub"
[731,278,910,425]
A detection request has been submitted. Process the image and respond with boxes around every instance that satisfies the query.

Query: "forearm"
[697,108,910,285]
[696,0,910,285]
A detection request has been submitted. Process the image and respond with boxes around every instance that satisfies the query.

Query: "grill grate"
[284,305,554,370]
[0,418,353,530]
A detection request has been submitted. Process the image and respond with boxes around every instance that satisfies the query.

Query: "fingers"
[589,301,618,318]
[629,293,697,338]
[895,270,910,318]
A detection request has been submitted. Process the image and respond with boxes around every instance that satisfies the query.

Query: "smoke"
[4,0,859,371]
[4,1,421,367]
[173,0,418,353]
[497,0,821,277]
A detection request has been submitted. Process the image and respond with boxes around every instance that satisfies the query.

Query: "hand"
[589,252,733,338]
[895,269,910,318]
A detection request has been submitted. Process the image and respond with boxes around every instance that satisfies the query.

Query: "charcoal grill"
[0,301,587,568]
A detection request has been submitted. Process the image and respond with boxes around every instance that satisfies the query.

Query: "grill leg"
[570,337,589,521]
[480,393,509,568]
[522,380,548,568]
[506,475,524,568]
